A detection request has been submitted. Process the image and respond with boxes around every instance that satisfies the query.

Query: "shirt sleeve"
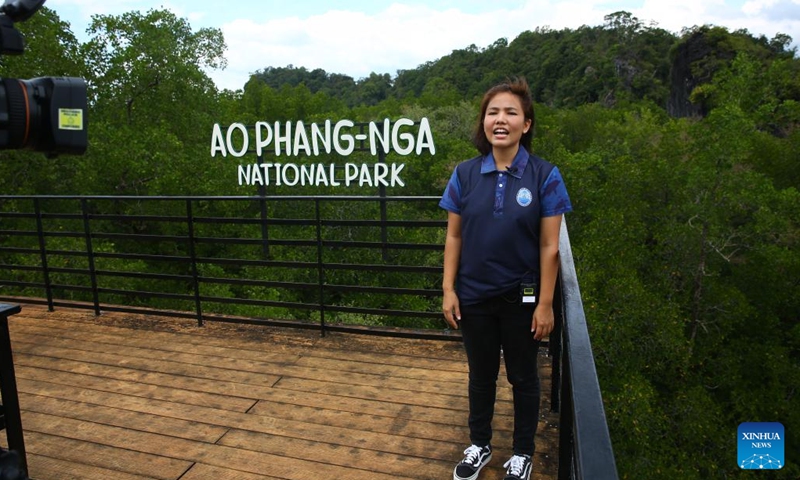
[540,167,573,217]
[439,166,462,214]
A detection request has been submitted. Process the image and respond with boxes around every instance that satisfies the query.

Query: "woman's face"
[483,92,531,152]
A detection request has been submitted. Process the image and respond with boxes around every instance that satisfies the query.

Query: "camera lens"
[0,76,87,155]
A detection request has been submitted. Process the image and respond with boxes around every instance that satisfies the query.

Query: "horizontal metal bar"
[325,304,441,319]
[200,277,318,290]
[96,270,193,282]
[0,230,38,237]
[0,247,39,255]
[96,288,195,301]
[0,212,36,219]
[322,263,440,273]
[194,237,317,247]
[199,295,316,310]
[91,233,190,243]
[82,214,185,223]
[324,284,439,296]
[193,217,315,226]
[0,281,45,289]
[321,241,441,251]
[0,265,42,272]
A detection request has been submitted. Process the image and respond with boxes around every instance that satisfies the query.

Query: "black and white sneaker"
[503,454,532,480]
[453,444,492,480]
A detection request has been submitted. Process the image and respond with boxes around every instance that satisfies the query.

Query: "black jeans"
[460,291,541,455]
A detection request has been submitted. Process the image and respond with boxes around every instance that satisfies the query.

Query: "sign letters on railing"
[210,118,436,188]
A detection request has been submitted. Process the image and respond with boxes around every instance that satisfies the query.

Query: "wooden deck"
[2,304,559,480]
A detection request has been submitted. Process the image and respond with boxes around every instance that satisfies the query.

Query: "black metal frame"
[0,303,26,476]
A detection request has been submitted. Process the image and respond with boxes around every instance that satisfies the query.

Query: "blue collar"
[480,147,529,178]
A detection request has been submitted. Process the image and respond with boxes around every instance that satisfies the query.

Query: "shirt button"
[499,184,504,188]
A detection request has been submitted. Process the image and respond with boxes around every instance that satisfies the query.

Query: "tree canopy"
[0,7,798,479]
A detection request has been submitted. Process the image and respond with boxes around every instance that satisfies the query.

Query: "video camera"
[0,0,87,156]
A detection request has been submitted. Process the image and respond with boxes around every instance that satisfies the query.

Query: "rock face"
[667,29,738,118]
[667,38,706,118]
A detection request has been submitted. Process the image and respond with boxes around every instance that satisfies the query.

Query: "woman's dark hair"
[471,77,535,155]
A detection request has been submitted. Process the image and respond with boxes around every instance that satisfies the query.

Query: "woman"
[440,78,572,480]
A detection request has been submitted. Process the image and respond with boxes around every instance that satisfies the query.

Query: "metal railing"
[0,194,618,478]
[551,221,619,479]
[0,195,448,338]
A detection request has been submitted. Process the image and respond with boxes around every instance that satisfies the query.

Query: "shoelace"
[462,445,484,465]
[503,455,527,476]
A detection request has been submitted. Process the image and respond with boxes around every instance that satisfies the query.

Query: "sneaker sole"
[453,454,492,480]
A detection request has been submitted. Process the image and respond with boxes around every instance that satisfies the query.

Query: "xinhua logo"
[738,422,784,470]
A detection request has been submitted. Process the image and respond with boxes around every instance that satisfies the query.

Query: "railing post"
[81,199,101,316]
[33,199,54,311]
[315,198,326,337]
[378,150,389,262]
[186,200,203,327]
[551,272,563,413]
[0,303,27,477]
[257,155,270,259]
[558,333,574,479]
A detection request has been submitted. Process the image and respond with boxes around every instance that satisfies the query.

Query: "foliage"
[0,7,798,479]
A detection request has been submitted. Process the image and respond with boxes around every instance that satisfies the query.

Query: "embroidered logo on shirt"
[516,188,533,207]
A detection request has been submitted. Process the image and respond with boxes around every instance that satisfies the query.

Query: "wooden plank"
[13,332,480,399]
[225,385,473,425]
[14,352,278,403]
[294,354,469,382]
[15,363,255,412]
[180,463,282,480]
[248,397,519,440]
[20,411,415,480]
[17,375,478,461]
[12,312,466,371]
[291,353,516,403]
[17,365,539,459]
[11,331,293,377]
[18,390,228,443]
[10,314,319,354]
[25,453,157,480]
[12,319,302,364]
[218,428,459,480]
[302,347,468,373]
[22,431,191,480]
[11,338,284,387]
[247,399,476,443]
[273,376,509,411]
[13,356,268,406]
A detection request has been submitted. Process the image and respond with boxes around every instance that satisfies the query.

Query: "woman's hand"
[443,289,461,329]
[531,303,554,341]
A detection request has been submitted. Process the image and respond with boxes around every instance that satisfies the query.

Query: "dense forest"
[0,7,798,479]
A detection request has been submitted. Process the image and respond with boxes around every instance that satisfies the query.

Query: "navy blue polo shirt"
[439,147,572,305]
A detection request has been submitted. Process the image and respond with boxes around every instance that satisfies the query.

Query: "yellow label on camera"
[59,109,84,130]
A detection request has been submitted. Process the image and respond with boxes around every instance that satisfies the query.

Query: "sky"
[44,0,800,91]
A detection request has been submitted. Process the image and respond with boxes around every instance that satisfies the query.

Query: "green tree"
[75,8,228,196]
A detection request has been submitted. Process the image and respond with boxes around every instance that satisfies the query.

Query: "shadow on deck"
[3,304,558,480]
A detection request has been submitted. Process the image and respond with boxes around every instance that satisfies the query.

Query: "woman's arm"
[532,214,562,340]
[442,211,463,329]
